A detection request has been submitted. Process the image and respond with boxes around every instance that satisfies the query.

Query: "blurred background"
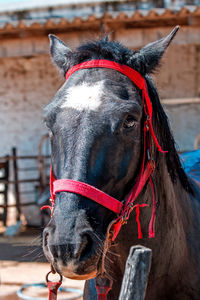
[0,0,199,299]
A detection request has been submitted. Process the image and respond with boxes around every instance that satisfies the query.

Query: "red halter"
[42,59,167,241]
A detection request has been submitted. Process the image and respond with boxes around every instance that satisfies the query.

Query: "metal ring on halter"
[145,122,149,131]
[121,214,128,225]
[146,114,150,121]
[46,271,63,283]
[147,149,151,161]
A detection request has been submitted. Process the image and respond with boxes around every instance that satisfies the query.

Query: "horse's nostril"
[75,233,94,262]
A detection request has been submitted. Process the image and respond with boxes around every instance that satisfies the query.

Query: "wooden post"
[3,156,9,226]
[12,147,21,221]
[0,156,9,226]
[119,245,152,300]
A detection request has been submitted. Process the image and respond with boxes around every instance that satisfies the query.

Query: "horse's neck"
[154,158,190,263]
[110,157,195,281]
[105,158,200,299]
[147,158,200,298]
[156,157,187,230]
[155,156,200,244]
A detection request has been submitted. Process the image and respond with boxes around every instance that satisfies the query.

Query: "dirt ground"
[0,226,85,300]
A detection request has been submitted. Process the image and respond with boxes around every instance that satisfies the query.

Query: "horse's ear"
[49,34,72,76]
[130,26,179,74]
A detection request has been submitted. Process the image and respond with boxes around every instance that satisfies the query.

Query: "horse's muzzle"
[43,226,99,279]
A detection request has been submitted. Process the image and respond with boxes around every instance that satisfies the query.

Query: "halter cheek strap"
[42,59,167,241]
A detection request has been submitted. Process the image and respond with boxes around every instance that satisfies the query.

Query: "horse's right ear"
[49,34,72,76]
[128,26,179,75]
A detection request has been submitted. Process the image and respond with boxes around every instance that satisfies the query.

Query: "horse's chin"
[55,260,97,280]
[63,271,97,280]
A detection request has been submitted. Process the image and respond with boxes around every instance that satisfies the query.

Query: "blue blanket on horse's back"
[180,149,200,187]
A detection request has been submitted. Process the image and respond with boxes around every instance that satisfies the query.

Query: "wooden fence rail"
[0,147,51,226]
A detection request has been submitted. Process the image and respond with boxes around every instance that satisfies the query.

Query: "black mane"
[145,77,192,193]
[67,38,192,193]
[70,38,133,67]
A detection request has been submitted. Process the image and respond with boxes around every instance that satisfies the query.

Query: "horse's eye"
[123,115,136,129]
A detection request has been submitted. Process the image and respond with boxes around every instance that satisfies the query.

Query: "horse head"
[43,28,180,280]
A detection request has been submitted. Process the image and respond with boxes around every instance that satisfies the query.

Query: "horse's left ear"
[49,34,72,76]
[130,26,179,74]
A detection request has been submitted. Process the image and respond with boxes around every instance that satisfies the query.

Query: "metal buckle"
[147,149,150,161]
[145,122,149,131]
[120,204,134,225]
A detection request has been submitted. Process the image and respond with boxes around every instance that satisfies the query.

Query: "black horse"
[43,27,200,299]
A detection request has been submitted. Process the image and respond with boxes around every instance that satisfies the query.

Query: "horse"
[42,27,200,300]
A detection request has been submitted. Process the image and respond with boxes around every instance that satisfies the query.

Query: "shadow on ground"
[0,226,84,300]
[0,227,46,262]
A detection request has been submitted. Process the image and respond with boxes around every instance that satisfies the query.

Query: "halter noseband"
[42,59,167,241]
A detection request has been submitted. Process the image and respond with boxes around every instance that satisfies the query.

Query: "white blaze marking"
[62,82,103,111]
